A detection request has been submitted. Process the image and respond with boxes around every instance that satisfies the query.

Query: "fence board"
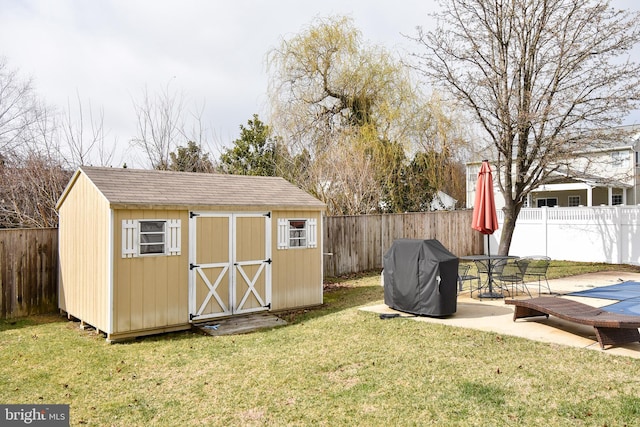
[323,211,482,277]
[0,228,58,319]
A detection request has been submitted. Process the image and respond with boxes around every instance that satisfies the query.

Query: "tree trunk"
[498,208,516,256]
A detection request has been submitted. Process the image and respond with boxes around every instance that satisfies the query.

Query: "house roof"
[542,168,632,188]
[57,166,326,211]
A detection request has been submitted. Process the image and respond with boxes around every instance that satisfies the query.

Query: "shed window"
[140,221,166,254]
[278,218,317,249]
[122,219,181,258]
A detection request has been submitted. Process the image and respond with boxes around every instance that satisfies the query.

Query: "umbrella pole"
[483,235,501,298]
[487,236,492,292]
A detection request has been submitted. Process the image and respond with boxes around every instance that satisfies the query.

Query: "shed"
[56,166,326,342]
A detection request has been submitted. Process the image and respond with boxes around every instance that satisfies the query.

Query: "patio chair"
[472,259,491,296]
[457,263,480,294]
[494,258,531,298]
[522,256,551,295]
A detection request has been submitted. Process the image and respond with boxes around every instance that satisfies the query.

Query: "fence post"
[542,206,549,256]
[616,205,622,264]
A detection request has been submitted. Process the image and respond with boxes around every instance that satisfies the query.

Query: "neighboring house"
[466,125,640,209]
[430,190,457,211]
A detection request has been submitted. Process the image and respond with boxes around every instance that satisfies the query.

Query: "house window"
[568,196,580,207]
[611,151,629,168]
[612,194,623,205]
[122,219,181,258]
[277,218,318,249]
[536,198,557,208]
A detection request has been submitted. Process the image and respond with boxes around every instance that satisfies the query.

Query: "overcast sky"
[1,0,437,167]
[1,1,638,167]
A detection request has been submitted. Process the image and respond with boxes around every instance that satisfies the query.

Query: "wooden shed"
[56,166,326,342]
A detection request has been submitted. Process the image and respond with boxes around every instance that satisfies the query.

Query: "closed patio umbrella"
[472,160,499,239]
[472,160,500,297]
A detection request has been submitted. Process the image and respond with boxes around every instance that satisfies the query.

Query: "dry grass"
[2,263,640,426]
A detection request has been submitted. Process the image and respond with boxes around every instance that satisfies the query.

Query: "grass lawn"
[2,262,640,426]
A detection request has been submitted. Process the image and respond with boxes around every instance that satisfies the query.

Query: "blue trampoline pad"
[567,281,640,300]
[602,297,640,316]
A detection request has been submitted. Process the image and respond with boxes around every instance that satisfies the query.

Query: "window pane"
[289,220,306,229]
[140,234,164,244]
[140,244,164,254]
[140,221,165,232]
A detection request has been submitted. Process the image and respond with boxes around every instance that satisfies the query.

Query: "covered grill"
[383,239,459,316]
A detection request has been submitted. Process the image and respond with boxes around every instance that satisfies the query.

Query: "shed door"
[189,212,271,321]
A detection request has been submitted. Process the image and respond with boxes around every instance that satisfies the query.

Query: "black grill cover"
[383,239,459,316]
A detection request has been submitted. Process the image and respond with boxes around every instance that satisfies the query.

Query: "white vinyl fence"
[493,206,640,266]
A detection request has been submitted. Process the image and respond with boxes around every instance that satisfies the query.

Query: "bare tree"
[131,84,186,169]
[413,0,640,254]
[0,57,40,157]
[60,91,117,167]
[0,153,70,228]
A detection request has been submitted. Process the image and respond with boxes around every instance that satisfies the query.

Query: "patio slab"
[361,271,640,358]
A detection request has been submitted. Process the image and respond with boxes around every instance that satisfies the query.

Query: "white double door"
[189,212,271,321]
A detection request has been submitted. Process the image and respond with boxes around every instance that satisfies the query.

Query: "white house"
[430,190,457,211]
[466,125,640,209]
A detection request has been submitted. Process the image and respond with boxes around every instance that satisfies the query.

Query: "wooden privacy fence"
[323,210,483,277]
[0,212,481,317]
[0,228,58,319]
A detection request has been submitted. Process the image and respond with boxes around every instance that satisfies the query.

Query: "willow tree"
[414,0,640,254]
[267,16,446,215]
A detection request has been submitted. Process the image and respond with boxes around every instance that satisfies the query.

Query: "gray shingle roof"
[61,166,326,210]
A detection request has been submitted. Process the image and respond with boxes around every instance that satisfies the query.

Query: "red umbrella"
[472,160,501,298]
[472,160,499,252]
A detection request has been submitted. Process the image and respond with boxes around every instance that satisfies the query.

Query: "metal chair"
[495,258,531,297]
[457,263,480,294]
[522,256,551,295]
[472,259,491,297]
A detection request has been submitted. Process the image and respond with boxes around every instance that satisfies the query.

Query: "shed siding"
[271,210,323,310]
[58,172,111,331]
[112,209,190,335]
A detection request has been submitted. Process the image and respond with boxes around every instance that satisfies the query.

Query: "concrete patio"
[361,271,640,358]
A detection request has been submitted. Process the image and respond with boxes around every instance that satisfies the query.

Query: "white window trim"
[122,219,181,258]
[277,218,317,250]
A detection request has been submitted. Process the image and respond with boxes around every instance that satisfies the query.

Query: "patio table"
[460,255,519,299]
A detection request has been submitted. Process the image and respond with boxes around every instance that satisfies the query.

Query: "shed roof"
[57,166,326,211]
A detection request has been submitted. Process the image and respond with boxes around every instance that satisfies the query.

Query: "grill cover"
[383,239,459,316]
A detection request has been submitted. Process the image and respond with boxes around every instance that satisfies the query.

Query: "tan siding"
[112,209,189,335]
[58,173,111,332]
[271,211,323,310]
